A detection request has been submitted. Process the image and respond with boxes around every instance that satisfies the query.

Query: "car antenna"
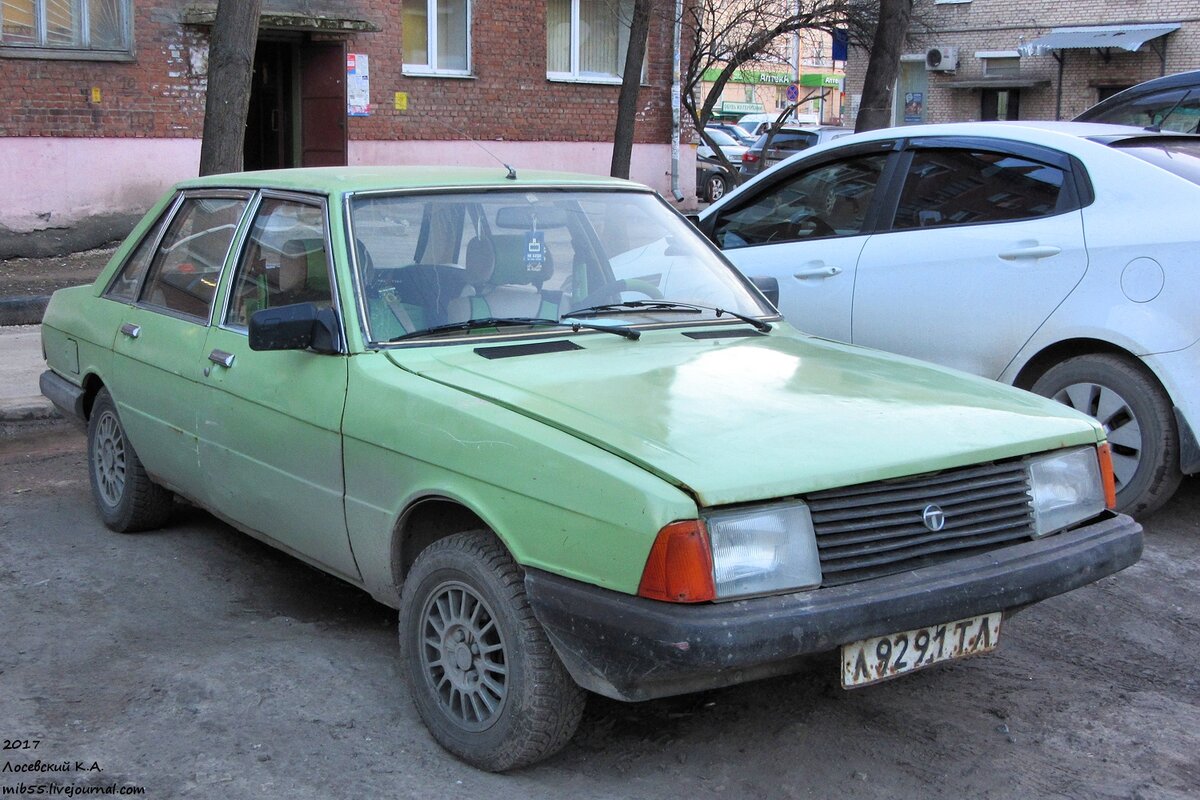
[431,118,518,180]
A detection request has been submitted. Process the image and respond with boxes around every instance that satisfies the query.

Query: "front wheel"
[1031,354,1180,518]
[87,388,173,532]
[398,531,585,771]
[704,172,728,203]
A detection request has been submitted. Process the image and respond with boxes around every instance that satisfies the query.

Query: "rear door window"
[892,149,1070,230]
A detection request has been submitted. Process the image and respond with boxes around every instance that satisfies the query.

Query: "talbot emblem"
[922,504,946,532]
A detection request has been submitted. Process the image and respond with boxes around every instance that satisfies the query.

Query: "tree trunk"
[855,0,914,133]
[611,0,653,179]
[198,0,263,176]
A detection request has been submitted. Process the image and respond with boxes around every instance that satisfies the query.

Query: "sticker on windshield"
[525,230,546,268]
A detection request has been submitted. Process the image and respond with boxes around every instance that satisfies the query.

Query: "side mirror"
[683,213,701,227]
[248,303,342,354]
[750,276,779,309]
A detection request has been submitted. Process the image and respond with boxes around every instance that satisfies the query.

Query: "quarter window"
[712,154,888,249]
[140,196,248,321]
[226,199,332,329]
[547,0,642,83]
[104,210,168,303]
[403,0,470,74]
[893,149,1067,230]
[0,0,131,55]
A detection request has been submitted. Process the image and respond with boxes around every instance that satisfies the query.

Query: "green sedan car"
[40,167,1141,771]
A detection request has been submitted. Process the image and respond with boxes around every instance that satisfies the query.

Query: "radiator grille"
[808,460,1035,587]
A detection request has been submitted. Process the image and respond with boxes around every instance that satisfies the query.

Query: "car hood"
[389,329,1102,507]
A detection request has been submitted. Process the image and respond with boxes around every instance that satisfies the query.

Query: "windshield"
[348,189,770,344]
[1084,88,1200,134]
[705,129,739,146]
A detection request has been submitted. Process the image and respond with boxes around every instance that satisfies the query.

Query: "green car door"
[109,192,252,494]
[197,194,357,580]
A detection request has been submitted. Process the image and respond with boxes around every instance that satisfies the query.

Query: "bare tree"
[854,0,914,132]
[198,0,263,176]
[681,0,858,181]
[611,0,655,179]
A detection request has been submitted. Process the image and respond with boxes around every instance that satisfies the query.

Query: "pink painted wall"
[0,138,201,233]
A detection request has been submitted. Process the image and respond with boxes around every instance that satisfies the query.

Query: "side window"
[226,198,331,329]
[893,149,1067,230]
[104,209,169,303]
[712,154,888,249]
[140,196,248,320]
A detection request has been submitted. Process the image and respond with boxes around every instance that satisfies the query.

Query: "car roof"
[1076,69,1200,121]
[175,165,640,194]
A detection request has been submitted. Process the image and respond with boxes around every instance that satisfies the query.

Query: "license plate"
[841,612,1002,688]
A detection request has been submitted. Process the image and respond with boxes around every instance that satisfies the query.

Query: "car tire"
[705,173,727,203]
[398,531,585,771]
[1031,354,1181,518]
[86,388,174,532]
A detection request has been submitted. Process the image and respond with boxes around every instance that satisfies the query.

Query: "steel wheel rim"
[418,580,508,732]
[1052,381,1142,489]
[93,410,127,507]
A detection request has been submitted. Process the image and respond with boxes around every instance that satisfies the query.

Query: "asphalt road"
[1,427,1197,799]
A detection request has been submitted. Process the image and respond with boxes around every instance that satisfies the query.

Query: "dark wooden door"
[244,41,295,171]
[300,42,348,167]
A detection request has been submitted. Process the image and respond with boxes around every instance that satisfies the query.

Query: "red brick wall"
[0,0,678,144]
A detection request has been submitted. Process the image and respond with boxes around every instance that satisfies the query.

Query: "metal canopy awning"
[1018,23,1180,57]
[943,78,1051,90]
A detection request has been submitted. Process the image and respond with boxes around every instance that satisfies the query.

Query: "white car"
[696,121,1200,517]
[698,127,749,164]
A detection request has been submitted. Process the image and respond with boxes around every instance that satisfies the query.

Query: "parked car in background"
[1075,69,1200,133]
[699,120,1200,517]
[698,126,748,164]
[696,152,736,202]
[41,165,1140,771]
[739,126,852,176]
[706,122,757,146]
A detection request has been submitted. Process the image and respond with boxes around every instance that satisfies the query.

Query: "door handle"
[208,350,236,369]
[793,265,842,279]
[999,245,1061,261]
[119,323,141,339]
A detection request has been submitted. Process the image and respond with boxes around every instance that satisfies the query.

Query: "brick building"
[0,0,692,253]
[842,0,1200,128]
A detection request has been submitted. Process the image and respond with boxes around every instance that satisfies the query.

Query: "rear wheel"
[1031,354,1180,518]
[87,388,173,532]
[398,531,585,771]
[704,172,728,203]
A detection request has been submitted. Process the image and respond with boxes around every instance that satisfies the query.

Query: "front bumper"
[525,513,1141,701]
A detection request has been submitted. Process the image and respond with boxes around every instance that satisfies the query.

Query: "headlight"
[704,502,822,599]
[1027,447,1107,537]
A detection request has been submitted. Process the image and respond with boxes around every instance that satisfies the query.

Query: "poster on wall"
[348,53,370,116]
[904,92,924,123]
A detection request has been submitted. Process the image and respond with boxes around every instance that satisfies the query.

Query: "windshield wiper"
[389,316,640,342]
[567,300,772,332]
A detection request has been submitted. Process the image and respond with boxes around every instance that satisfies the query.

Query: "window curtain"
[435,0,467,71]
[546,0,570,73]
[403,0,429,66]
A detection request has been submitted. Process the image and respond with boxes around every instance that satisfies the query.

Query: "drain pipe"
[670,0,684,202]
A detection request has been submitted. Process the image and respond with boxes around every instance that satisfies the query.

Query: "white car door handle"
[793,265,842,279]
[999,245,1061,261]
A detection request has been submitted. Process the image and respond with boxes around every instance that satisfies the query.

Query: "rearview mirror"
[494,205,568,229]
[248,303,342,354]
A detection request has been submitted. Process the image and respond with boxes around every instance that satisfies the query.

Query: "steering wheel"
[572,278,664,310]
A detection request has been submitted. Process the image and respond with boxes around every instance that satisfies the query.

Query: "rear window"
[1108,138,1200,186]
[754,131,818,152]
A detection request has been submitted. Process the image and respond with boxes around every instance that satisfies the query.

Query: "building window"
[0,0,131,55]
[547,0,641,83]
[982,56,1020,79]
[403,0,470,75]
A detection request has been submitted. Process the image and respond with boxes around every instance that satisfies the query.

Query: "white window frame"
[402,0,473,78]
[0,0,133,60]
[547,0,644,86]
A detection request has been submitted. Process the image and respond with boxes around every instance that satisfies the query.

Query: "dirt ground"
[0,427,1197,799]
[0,247,114,297]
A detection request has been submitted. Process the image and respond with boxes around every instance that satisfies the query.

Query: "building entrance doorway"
[244,39,347,171]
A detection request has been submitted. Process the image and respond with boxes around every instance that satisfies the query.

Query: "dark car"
[739,126,852,176]
[1075,69,1200,133]
[696,152,736,202]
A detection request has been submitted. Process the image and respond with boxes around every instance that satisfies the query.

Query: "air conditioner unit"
[925,46,959,71]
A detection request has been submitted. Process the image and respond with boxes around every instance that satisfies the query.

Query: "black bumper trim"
[1176,406,1200,475]
[525,513,1141,701]
[39,370,86,423]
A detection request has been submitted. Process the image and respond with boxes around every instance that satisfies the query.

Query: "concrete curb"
[0,295,49,326]
[0,395,60,423]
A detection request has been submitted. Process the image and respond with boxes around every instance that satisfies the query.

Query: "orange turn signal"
[1097,443,1118,510]
[637,520,716,603]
